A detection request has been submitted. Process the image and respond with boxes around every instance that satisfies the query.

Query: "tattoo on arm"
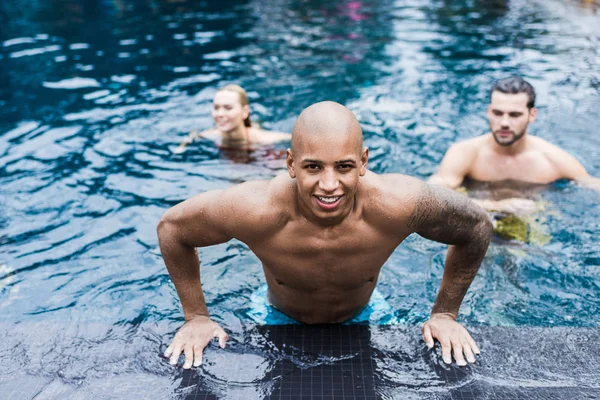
[408,184,492,317]
[408,184,487,245]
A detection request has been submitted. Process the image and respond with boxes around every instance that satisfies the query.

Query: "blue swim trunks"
[245,285,400,325]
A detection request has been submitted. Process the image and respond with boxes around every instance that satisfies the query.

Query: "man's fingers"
[440,340,452,364]
[193,344,204,367]
[215,328,229,349]
[165,321,228,368]
[183,345,194,369]
[164,343,174,358]
[451,340,467,366]
[169,343,183,365]
[422,324,434,349]
[467,335,480,355]
[463,341,476,364]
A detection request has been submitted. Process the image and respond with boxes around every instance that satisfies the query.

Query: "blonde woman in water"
[174,84,290,154]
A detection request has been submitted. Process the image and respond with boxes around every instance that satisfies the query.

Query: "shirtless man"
[429,76,599,213]
[158,101,492,369]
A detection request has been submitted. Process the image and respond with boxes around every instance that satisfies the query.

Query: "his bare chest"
[275,217,400,253]
[470,152,559,183]
[249,221,401,288]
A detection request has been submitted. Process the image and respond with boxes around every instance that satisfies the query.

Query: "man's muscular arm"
[543,143,600,190]
[428,142,474,189]
[554,151,600,191]
[157,181,271,368]
[408,183,492,318]
[407,182,492,366]
[158,190,234,320]
[157,189,235,368]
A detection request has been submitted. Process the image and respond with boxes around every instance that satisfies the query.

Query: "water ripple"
[0,2,599,394]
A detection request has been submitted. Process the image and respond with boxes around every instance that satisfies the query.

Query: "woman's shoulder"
[197,128,221,140]
[249,127,291,145]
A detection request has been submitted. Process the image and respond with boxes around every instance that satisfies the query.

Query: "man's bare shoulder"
[527,135,569,155]
[362,171,487,237]
[218,174,294,234]
[526,135,578,163]
[440,135,486,164]
[360,172,425,221]
[221,174,292,214]
[377,172,424,195]
[527,136,588,179]
[451,135,489,152]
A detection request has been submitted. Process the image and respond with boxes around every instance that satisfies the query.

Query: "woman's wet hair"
[490,76,536,109]
[218,84,252,127]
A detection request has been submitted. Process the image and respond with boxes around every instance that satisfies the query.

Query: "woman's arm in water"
[251,127,291,145]
[173,129,215,154]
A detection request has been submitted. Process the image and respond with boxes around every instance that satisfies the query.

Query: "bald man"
[158,101,492,369]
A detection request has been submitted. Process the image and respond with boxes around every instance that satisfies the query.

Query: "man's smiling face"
[286,102,368,224]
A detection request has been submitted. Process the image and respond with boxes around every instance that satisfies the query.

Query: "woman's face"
[212,91,249,133]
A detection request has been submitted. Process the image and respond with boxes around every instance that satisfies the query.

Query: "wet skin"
[430,91,594,188]
[159,102,492,368]
[174,90,290,154]
[257,172,411,324]
[429,91,600,214]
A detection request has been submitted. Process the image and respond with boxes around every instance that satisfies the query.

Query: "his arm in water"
[546,145,600,191]
[157,182,270,368]
[428,142,473,189]
[406,180,492,366]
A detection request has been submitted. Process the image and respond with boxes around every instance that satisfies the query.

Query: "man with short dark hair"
[492,76,537,109]
[429,76,599,212]
[158,101,492,369]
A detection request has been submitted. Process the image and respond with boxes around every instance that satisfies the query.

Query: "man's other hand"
[422,313,480,366]
[164,316,229,369]
[474,197,541,216]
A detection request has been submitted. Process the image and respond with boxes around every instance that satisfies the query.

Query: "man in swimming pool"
[158,101,492,369]
[429,76,600,213]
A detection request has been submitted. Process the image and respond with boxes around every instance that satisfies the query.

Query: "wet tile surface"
[177,324,600,399]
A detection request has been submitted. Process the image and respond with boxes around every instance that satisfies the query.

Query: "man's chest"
[469,152,559,183]
[249,222,401,286]
[256,222,396,261]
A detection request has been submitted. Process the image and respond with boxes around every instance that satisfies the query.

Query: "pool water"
[1,0,599,398]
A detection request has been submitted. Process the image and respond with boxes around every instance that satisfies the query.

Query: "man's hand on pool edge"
[422,313,480,366]
[164,315,229,369]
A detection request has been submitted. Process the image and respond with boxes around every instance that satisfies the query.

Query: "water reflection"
[1,0,599,326]
[0,0,600,397]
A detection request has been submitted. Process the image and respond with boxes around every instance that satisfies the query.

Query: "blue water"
[1,0,600,397]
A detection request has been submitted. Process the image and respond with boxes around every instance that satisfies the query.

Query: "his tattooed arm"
[408,183,492,319]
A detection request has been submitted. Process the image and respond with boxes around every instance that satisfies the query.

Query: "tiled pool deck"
[1,323,598,399]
